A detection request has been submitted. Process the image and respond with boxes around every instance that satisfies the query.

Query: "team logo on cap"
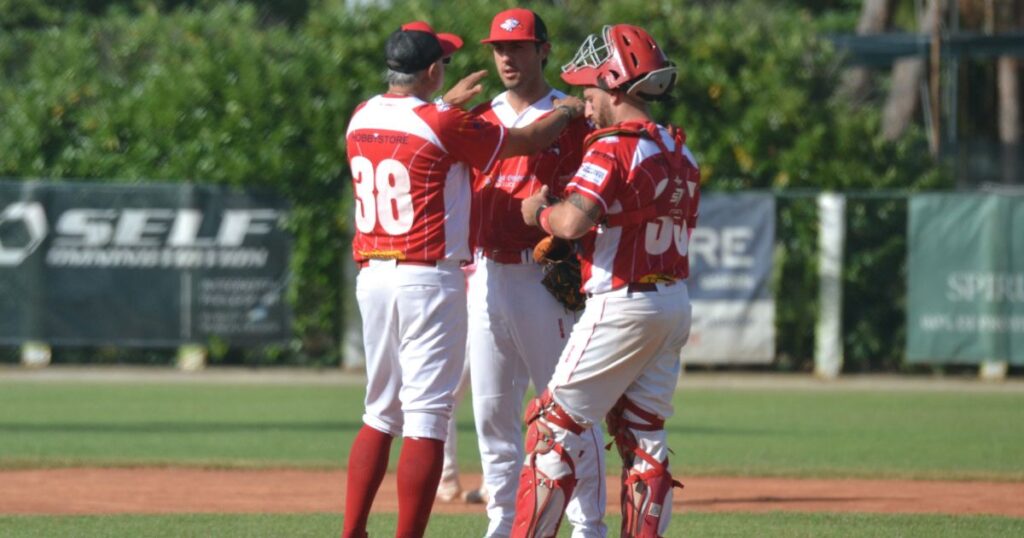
[499,18,520,32]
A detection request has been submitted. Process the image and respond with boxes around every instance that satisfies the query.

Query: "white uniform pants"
[537,281,691,534]
[468,254,606,538]
[357,260,467,441]
[549,281,691,428]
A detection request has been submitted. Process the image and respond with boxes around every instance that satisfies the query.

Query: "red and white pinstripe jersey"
[564,120,701,294]
[346,94,507,263]
[469,90,591,253]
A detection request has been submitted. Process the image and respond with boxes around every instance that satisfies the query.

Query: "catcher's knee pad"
[606,396,683,538]
[511,391,584,538]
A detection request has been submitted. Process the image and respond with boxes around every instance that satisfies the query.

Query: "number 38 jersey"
[564,120,701,294]
[345,94,507,264]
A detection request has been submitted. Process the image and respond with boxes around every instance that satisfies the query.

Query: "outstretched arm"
[499,96,584,159]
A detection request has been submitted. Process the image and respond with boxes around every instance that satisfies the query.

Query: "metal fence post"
[815,193,846,379]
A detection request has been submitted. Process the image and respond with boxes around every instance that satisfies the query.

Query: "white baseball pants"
[356,259,467,441]
[468,253,607,538]
[538,281,692,534]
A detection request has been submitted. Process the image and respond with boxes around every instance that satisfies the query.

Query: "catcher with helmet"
[515,23,701,538]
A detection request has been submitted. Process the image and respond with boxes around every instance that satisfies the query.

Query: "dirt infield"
[2,468,1022,517]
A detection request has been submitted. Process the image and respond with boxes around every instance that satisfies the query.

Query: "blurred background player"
[515,24,700,538]
[463,8,607,537]
[342,19,584,538]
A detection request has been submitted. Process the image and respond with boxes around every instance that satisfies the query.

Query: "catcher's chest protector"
[587,122,696,230]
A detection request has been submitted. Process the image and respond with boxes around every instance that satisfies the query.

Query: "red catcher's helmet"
[561,24,676,100]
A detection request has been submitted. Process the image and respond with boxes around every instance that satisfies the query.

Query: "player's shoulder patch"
[577,161,610,187]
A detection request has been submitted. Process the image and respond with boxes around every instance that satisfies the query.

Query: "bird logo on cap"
[499,18,520,32]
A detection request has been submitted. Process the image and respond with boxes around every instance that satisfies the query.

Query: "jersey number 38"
[350,156,414,235]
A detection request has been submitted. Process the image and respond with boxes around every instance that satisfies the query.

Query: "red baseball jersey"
[469,90,590,253]
[346,94,507,263]
[564,120,701,294]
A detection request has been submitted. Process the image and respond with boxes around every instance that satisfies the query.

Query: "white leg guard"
[606,396,683,538]
[511,392,583,538]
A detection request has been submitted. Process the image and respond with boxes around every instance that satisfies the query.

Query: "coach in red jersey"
[342,20,584,538]
[451,8,607,538]
[512,25,701,538]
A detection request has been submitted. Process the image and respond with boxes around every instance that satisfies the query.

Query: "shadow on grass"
[0,421,365,434]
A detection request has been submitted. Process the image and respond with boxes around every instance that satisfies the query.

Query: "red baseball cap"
[480,8,549,44]
[386,21,464,74]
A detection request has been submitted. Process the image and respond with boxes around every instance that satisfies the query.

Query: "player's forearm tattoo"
[565,192,602,224]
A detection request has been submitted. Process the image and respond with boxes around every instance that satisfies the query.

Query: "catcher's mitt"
[533,235,586,312]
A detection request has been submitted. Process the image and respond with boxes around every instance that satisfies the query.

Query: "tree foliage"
[0,0,950,368]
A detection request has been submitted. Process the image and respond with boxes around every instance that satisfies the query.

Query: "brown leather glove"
[532,235,586,312]
[532,235,574,264]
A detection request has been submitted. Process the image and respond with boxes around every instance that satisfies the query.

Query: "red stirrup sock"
[395,437,445,538]
[342,425,394,538]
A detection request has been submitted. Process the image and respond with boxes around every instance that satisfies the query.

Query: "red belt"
[358,259,436,268]
[480,248,530,264]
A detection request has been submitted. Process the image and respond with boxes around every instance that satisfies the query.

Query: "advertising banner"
[0,180,291,346]
[907,194,1024,364]
[684,193,776,363]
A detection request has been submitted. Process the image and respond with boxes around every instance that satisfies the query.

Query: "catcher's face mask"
[560,24,677,100]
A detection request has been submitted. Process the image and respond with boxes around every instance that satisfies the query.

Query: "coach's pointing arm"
[497,96,584,159]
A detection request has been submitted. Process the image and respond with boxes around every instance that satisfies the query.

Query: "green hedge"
[0,0,949,368]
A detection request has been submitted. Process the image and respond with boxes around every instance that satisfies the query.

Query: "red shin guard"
[620,462,679,538]
[511,392,583,538]
[606,396,683,538]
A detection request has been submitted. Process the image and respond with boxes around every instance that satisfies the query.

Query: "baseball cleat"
[435,475,463,503]
[461,485,490,504]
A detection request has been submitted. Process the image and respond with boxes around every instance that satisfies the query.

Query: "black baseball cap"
[385,21,464,74]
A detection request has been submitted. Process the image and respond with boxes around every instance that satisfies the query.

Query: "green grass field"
[2,512,1023,537]
[0,378,1022,537]
[1,381,1021,480]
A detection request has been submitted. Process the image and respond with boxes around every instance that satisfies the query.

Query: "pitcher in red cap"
[440,7,609,538]
[341,19,585,538]
[513,24,701,538]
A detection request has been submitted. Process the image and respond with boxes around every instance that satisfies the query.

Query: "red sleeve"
[434,105,507,173]
[564,139,621,212]
[552,117,592,194]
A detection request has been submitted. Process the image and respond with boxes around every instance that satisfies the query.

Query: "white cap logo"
[500,18,520,32]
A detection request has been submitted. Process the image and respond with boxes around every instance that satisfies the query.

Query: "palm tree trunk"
[882,0,945,142]
[997,1,1023,183]
[838,0,893,104]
